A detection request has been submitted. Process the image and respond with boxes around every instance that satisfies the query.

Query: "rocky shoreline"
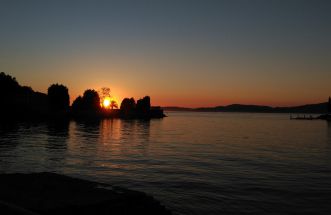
[0,172,172,215]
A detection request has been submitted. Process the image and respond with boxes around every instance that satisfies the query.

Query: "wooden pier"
[290,115,316,120]
[290,114,331,121]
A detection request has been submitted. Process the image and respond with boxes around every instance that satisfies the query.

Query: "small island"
[0,72,165,121]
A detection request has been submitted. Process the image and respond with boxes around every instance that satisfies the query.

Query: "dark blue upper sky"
[0,0,330,107]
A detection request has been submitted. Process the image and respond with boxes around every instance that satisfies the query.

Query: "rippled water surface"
[1,112,331,214]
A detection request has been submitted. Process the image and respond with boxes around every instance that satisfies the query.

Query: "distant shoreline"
[163,102,329,114]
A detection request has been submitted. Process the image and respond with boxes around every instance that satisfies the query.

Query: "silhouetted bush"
[48,84,70,112]
[20,86,34,95]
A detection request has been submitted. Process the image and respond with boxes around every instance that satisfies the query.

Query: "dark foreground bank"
[0,172,172,215]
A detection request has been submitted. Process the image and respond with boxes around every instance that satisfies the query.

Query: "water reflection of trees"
[70,119,101,152]
[46,120,70,151]
[0,123,21,150]
[44,120,70,171]
[46,119,153,173]
[121,120,151,157]
[97,119,151,156]
[136,120,151,144]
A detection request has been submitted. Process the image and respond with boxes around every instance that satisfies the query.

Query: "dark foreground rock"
[0,172,172,215]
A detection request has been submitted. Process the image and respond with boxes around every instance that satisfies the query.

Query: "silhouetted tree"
[71,89,101,112]
[99,87,111,102]
[328,97,331,113]
[82,89,100,111]
[110,100,118,110]
[47,84,70,112]
[120,98,136,114]
[136,96,151,114]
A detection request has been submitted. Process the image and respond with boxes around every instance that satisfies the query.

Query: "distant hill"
[163,102,328,114]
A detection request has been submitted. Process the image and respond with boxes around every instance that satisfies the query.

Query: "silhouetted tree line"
[0,72,48,115]
[0,72,164,120]
[0,73,70,118]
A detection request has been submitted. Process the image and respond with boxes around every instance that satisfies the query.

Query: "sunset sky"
[0,0,330,107]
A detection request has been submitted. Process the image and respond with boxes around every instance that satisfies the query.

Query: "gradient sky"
[0,0,330,107]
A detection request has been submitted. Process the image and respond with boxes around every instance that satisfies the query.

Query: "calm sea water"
[1,112,331,215]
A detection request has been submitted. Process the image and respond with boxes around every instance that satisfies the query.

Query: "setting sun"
[103,97,111,108]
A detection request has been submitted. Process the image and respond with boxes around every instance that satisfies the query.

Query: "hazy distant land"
[163,102,328,114]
